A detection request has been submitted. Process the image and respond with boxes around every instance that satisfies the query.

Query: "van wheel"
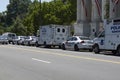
[45,45,51,48]
[93,45,100,54]
[89,49,93,52]
[59,46,61,49]
[112,50,117,55]
[9,41,11,44]
[44,42,47,47]
[12,42,14,45]
[117,46,120,55]
[74,45,79,51]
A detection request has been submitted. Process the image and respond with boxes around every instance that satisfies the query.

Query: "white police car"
[61,36,93,51]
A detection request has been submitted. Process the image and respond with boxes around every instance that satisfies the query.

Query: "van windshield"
[98,31,105,37]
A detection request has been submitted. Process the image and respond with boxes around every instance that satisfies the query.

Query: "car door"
[65,37,73,49]
[66,37,77,49]
[97,31,105,49]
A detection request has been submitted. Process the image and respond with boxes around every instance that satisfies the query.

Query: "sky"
[0,0,51,12]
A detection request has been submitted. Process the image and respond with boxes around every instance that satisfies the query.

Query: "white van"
[36,24,71,48]
[93,19,120,55]
[2,32,16,44]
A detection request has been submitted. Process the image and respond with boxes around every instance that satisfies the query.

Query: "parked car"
[61,36,93,51]
[24,36,37,46]
[0,35,2,44]
[0,35,9,44]
[13,36,25,45]
[29,36,37,46]
[18,36,25,45]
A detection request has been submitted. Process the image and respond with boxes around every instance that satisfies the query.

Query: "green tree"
[0,12,7,27]
[23,0,40,35]
[10,17,27,35]
[6,0,31,26]
[42,0,76,24]
[24,0,77,35]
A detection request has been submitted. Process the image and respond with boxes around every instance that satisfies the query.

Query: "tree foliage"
[0,0,77,35]
[6,0,31,26]
[10,17,27,35]
[24,0,76,35]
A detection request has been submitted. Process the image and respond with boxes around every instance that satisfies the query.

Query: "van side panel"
[104,21,120,50]
[39,25,54,45]
[38,25,70,46]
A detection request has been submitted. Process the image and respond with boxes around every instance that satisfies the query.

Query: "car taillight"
[81,41,85,43]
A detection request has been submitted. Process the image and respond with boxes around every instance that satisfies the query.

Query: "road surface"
[0,45,120,80]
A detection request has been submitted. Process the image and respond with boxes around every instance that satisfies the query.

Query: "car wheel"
[28,42,30,46]
[6,42,8,45]
[93,45,100,54]
[89,49,93,52]
[74,44,79,51]
[17,41,19,45]
[62,44,66,50]
[35,42,39,47]
[12,41,14,44]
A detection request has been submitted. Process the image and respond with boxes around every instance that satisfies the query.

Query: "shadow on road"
[99,51,120,57]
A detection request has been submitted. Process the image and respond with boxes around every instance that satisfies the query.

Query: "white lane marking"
[32,58,51,64]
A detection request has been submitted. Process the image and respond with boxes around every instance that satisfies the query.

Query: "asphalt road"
[0,45,120,80]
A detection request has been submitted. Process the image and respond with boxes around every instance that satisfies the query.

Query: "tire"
[59,46,61,49]
[47,45,51,48]
[93,45,100,54]
[28,42,30,46]
[17,41,19,45]
[89,49,93,52]
[35,42,39,47]
[62,44,66,50]
[117,46,120,55]
[45,45,51,48]
[44,42,47,48]
[9,41,11,44]
[74,45,79,51]
[112,50,117,55]
[6,42,8,45]
[12,42,15,45]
